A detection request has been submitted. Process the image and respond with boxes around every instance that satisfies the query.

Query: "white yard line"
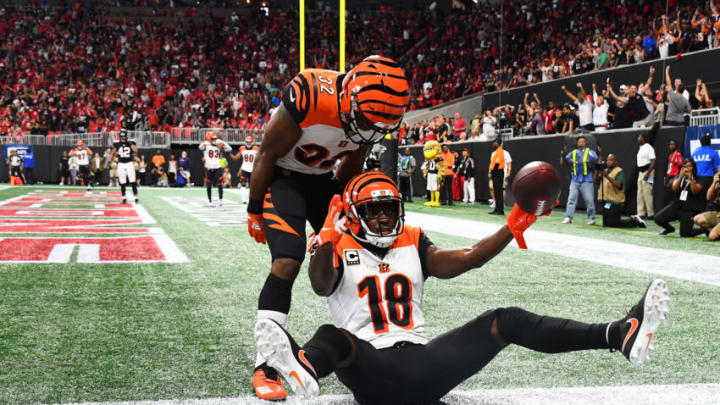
[152,233,189,263]
[406,211,720,287]
[62,383,720,405]
[162,196,248,226]
[133,203,156,224]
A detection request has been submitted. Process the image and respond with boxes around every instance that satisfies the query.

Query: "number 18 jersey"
[327,225,429,349]
[276,69,359,175]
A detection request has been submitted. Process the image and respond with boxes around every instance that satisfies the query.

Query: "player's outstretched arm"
[424,226,514,279]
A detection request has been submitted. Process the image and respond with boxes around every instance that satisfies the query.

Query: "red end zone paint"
[0,237,167,262]
[0,209,139,217]
[0,192,188,263]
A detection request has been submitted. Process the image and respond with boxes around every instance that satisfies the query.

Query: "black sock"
[131,183,138,196]
[496,307,610,353]
[206,186,212,202]
[120,184,126,196]
[258,273,294,314]
[218,185,223,200]
[303,324,353,378]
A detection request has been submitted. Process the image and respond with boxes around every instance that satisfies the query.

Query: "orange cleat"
[253,367,287,401]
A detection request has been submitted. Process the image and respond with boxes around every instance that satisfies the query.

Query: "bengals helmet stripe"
[340,55,409,144]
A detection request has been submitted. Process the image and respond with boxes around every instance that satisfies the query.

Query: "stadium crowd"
[2,0,718,139]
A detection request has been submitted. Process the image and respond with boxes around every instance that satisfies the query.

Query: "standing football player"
[230,135,259,204]
[199,132,232,206]
[255,172,670,404]
[110,130,140,204]
[247,55,409,400]
[70,140,93,191]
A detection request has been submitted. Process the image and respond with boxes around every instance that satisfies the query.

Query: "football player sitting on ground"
[110,131,139,204]
[255,171,670,405]
[246,55,409,400]
[199,132,232,206]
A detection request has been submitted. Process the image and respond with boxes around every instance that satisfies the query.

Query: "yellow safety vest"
[572,148,590,177]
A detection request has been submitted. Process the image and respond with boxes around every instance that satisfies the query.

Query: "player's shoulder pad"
[282,69,341,126]
[282,71,313,125]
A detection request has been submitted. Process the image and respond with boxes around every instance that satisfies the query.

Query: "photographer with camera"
[655,158,707,237]
[693,172,720,241]
[595,153,647,228]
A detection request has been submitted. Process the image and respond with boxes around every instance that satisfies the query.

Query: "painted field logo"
[0,190,188,263]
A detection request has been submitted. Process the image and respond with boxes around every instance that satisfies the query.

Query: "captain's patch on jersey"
[0,190,187,263]
[345,249,360,265]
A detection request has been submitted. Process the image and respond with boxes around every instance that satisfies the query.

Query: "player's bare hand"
[248,213,266,244]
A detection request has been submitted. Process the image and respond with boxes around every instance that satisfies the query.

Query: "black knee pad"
[494,306,534,343]
[307,324,353,364]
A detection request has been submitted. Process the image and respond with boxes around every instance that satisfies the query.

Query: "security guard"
[560,136,598,225]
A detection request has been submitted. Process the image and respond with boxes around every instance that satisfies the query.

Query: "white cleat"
[255,319,320,398]
[618,279,670,365]
[218,200,223,207]
[206,201,214,207]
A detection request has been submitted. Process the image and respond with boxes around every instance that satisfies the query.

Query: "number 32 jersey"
[277,69,359,175]
[327,225,431,349]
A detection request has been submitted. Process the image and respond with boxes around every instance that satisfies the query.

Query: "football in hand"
[512,161,562,216]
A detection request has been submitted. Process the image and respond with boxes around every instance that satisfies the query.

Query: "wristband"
[247,198,263,214]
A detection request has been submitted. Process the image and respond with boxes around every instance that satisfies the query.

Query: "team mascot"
[422,140,445,207]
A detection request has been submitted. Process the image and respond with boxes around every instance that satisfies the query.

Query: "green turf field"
[0,185,718,404]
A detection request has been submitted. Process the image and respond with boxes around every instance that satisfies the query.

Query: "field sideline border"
[62,383,720,405]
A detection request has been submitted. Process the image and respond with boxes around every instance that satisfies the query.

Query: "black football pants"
[310,308,609,405]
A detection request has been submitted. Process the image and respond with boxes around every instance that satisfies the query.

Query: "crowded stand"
[0,0,719,140]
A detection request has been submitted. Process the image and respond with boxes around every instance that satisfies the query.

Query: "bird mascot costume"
[422,140,445,207]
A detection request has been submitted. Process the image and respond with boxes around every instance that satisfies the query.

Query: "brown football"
[512,161,562,215]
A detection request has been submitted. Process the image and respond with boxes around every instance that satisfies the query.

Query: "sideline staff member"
[595,154,646,228]
[691,132,720,192]
[560,136,598,225]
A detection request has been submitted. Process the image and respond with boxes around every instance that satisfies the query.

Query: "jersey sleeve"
[199,141,207,150]
[281,72,312,125]
[222,143,232,152]
[418,229,435,280]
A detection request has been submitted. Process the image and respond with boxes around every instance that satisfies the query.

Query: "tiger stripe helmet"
[245,135,254,146]
[205,132,217,143]
[342,171,405,248]
[340,55,409,145]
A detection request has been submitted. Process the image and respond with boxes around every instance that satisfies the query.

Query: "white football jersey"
[275,126,358,175]
[327,225,427,349]
[275,69,359,175]
[74,148,90,165]
[199,141,231,169]
[239,145,259,173]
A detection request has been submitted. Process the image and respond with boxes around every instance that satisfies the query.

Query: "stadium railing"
[49,131,171,148]
[169,127,264,144]
[690,108,720,127]
[0,135,48,145]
